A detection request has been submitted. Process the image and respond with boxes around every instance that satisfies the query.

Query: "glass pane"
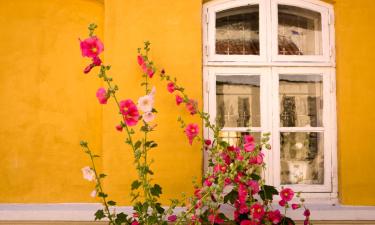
[280,132,324,185]
[219,131,261,147]
[217,75,261,127]
[278,5,322,55]
[216,5,259,55]
[279,75,323,127]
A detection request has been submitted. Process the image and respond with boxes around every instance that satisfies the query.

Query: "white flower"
[143,112,155,123]
[90,189,97,198]
[137,95,154,112]
[81,166,95,181]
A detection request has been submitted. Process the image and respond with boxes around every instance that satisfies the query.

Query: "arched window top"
[203,0,335,66]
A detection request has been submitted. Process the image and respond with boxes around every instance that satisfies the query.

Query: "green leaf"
[281,217,296,225]
[134,141,142,150]
[155,203,165,214]
[114,212,128,224]
[145,141,158,148]
[94,209,105,221]
[150,184,162,197]
[99,173,107,179]
[140,125,148,132]
[131,180,142,190]
[224,190,238,204]
[98,192,108,198]
[259,185,279,201]
[107,200,116,206]
[250,173,261,181]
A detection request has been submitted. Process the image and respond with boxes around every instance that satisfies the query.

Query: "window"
[203,0,336,198]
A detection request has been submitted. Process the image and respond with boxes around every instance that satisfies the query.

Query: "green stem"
[85,144,115,224]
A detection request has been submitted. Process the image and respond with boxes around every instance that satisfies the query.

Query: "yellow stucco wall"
[335,0,375,205]
[0,0,104,202]
[102,0,203,204]
[1,0,375,206]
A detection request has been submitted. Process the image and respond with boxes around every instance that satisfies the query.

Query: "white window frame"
[203,0,337,199]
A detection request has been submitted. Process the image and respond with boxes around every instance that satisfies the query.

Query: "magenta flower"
[167,215,177,222]
[240,220,258,225]
[203,176,214,187]
[175,95,183,105]
[131,221,139,225]
[244,135,254,143]
[267,210,281,224]
[280,188,294,202]
[247,180,260,195]
[278,199,286,207]
[84,64,94,74]
[208,214,224,225]
[250,203,265,220]
[184,123,199,145]
[80,37,104,58]
[92,56,102,66]
[119,99,140,126]
[238,184,248,204]
[96,88,108,104]
[167,82,175,93]
[137,55,144,66]
[244,142,255,152]
[249,152,264,165]
[303,209,311,217]
[292,203,300,210]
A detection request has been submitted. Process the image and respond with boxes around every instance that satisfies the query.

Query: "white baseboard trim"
[1,203,375,221]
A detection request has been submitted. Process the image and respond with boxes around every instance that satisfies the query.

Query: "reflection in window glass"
[219,131,261,147]
[217,75,260,128]
[216,5,259,55]
[280,132,324,185]
[279,75,323,127]
[278,5,322,55]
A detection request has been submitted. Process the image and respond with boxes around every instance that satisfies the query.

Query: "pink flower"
[244,142,255,152]
[278,199,286,207]
[234,172,244,183]
[208,214,224,225]
[81,166,95,181]
[141,63,148,74]
[137,94,154,112]
[205,139,212,146]
[175,95,183,105]
[119,99,140,126]
[203,176,214,187]
[249,152,264,165]
[115,124,123,132]
[221,153,231,165]
[184,123,199,145]
[250,203,265,220]
[143,112,155,123]
[247,180,260,195]
[80,37,104,58]
[96,88,108,104]
[304,219,310,225]
[224,177,232,185]
[267,210,281,224]
[131,221,139,225]
[168,215,177,222]
[244,135,254,143]
[186,99,197,115]
[292,203,300,210]
[137,55,144,66]
[280,188,294,202]
[194,188,202,198]
[167,82,175,93]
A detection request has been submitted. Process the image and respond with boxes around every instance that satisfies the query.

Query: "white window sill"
[1,203,375,221]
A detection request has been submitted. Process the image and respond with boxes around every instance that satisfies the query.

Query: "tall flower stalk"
[79,24,180,225]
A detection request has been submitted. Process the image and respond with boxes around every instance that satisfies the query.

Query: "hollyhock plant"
[280,188,295,202]
[81,166,95,181]
[137,94,154,112]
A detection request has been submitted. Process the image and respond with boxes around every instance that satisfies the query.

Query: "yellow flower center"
[92,47,97,53]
